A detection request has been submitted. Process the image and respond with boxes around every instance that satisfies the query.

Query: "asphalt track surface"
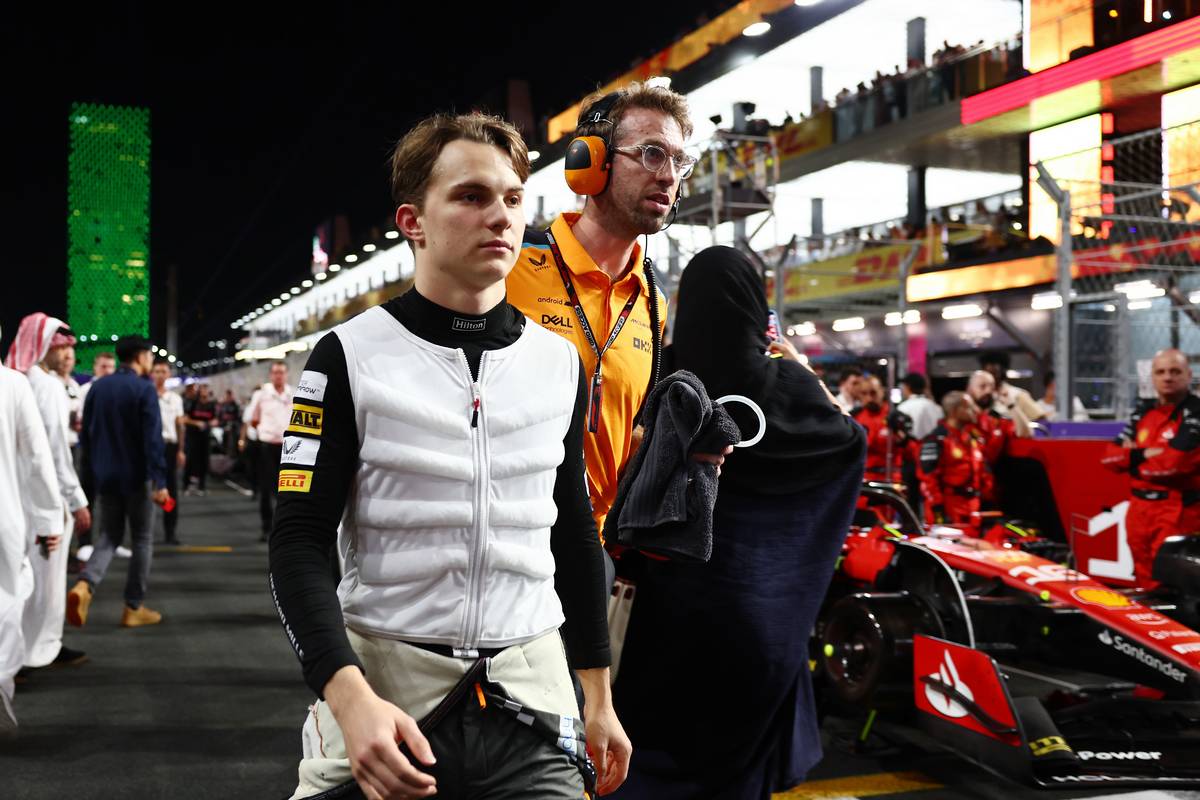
[2,485,1199,800]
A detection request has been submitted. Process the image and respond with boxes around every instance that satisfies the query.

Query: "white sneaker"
[115,546,132,559]
[75,544,94,562]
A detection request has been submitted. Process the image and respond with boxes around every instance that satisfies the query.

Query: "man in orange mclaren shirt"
[508,82,727,541]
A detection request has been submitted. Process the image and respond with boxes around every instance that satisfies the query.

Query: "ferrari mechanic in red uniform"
[1103,349,1200,585]
[852,375,915,483]
[920,391,989,525]
[965,369,1018,467]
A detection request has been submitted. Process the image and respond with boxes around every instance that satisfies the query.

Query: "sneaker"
[121,605,162,627]
[67,581,92,628]
[75,544,93,562]
[51,646,89,667]
[115,546,132,558]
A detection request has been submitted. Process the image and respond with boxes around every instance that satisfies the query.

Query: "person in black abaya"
[611,246,866,800]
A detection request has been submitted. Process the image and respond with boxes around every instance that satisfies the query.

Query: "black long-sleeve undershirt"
[268,289,609,699]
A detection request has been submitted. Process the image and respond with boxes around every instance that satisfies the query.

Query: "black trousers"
[244,439,260,497]
[163,441,180,541]
[185,430,210,490]
[420,690,584,799]
[259,441,282,535]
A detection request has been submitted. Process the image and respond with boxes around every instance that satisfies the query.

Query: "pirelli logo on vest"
[287,403,324,436]
[278,469,313,493]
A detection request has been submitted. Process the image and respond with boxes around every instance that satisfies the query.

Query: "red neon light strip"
[961,16,1200,125]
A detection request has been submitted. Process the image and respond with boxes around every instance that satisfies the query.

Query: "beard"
[975,394,994,409]
[865,401,882,413]
[624,204,668,236]
[608,184,671,237]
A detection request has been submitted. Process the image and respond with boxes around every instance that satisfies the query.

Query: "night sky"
[4,2,737,366]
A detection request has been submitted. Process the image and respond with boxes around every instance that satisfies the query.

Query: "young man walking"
[270,112,629,800]
[69,336,169,628]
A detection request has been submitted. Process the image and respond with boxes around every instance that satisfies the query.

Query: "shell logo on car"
[1071,587,1133,608]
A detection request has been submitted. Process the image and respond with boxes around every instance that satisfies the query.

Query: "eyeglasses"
[614,144,697,180]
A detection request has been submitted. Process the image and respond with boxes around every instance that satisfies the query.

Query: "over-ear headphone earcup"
[564,136,611,196]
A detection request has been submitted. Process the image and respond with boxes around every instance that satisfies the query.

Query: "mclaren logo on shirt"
[278,469,313,493]
[280,436,321,467]
[287,403,323,436]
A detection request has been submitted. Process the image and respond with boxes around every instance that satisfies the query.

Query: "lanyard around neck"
[544,230,639,433]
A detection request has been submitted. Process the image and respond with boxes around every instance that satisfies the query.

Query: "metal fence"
[1038,119,1200,420]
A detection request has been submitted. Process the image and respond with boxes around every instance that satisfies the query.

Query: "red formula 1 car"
[1002,435,1200,625]
[816,485,1200,788]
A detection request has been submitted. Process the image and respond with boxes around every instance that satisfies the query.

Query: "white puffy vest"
[334,306,578,649]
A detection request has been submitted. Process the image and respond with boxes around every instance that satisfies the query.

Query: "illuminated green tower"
[67,104,150,371]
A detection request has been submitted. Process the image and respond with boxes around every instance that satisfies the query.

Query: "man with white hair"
[0,330,62,728]
[5,313,91,669]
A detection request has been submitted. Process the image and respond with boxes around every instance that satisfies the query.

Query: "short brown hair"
[389,112,531,209]
[576,81,694,143]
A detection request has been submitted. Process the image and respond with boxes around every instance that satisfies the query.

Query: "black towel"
[604,371,741,562]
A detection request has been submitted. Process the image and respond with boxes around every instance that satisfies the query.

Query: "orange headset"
[564,93,621,196]
[563,90,683,227]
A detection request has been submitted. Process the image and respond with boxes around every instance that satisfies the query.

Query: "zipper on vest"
[458,349,490,649]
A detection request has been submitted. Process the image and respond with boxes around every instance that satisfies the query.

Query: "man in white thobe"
[0,351,62,728]
[5,313,91,668]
